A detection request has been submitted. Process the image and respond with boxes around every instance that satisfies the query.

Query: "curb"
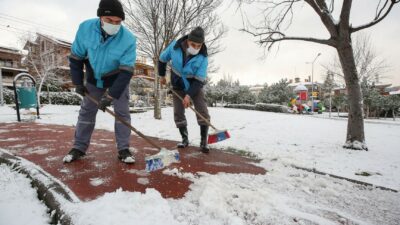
[291,164,398,193]
[0,150,76,225]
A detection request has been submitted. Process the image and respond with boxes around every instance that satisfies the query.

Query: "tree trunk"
[393,109,396,121]
[337,43,367,150]
[153,59,162,120]
[47,85,51,105]
[37,73,48,108]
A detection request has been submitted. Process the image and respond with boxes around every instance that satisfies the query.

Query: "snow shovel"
[84,93,179,172]
[169,89,230,144]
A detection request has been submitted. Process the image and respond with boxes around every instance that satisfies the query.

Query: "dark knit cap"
[97,0,125,20]
[188,27,205,43]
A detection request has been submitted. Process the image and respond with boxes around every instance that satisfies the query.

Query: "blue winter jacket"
[158,35,208,98]
[69,18,136,99]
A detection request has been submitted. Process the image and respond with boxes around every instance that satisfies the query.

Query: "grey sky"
[0,0,399,86]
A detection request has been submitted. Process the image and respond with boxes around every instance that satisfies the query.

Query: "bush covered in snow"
[224,104,256,110]
[1,89,81,105]
[255,103,289,113]
[40,92,81,105]
[225,103,289,113]
[2,88,15,104]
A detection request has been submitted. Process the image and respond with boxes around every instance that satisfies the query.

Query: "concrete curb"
[0,150,76,225]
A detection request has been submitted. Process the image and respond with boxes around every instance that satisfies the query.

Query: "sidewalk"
[0,122,266,201]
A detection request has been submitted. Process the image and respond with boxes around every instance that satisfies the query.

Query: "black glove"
[98,93,113,112]
[75,85,87,97]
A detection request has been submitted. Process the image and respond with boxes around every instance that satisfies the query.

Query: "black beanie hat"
[97,0,125,20]
[188,27,205,43]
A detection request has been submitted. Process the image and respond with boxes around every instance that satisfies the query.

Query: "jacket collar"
[174,35,208,57]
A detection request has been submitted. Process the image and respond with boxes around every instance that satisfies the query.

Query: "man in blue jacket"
[158,27,210,153]
[63,0,136,163]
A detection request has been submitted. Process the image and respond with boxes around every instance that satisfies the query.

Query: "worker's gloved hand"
[75,85,87,97]
[98,93,113,112]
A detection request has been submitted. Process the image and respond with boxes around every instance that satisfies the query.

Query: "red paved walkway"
[0,122,266,201]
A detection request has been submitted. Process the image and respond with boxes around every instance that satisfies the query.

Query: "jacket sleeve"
[69,23,87,85]
[185,57,208,98]
[186,79,204,98]
[108,39,136,99]
[158,42,175,76]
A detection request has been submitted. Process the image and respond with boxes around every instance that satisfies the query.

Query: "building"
[23,33,72,89]
[249,85,264,96]
[0,45,28,88]
[134,56,155,78]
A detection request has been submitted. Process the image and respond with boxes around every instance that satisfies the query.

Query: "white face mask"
[187,46,200,55]
[102,20,121,36]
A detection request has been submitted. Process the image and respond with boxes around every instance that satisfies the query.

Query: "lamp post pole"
[0,68,3,106]
[309,53,321,114]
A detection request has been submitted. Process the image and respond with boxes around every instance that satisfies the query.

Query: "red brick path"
[0,122,266,201]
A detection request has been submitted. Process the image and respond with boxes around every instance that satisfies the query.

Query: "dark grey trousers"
[73,83,131,152]
[173,89,210,128]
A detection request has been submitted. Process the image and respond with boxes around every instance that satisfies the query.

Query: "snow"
[89,177,108,187]
[1,105,400,224]
[63,188,182,225]
[9,105,396,189]
[0,164,51,225]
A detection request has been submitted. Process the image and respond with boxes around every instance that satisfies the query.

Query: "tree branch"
[351,0,399,33]
[241,28,336,49]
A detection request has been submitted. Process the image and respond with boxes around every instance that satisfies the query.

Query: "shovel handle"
[169,88,217,130]
[85,93,162,150]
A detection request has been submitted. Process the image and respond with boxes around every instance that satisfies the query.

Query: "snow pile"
[64,188,182,225]
[0,164,50,225]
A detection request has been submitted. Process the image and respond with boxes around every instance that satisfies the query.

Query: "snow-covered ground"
[1,105,400,225]
[0,164,51,225]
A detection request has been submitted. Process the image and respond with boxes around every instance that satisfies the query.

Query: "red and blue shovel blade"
[207,130,230,144]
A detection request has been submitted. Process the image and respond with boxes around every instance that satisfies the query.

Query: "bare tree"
[238,0,399,150]
[123,0,226,119]
[324,34,390,86]
[21,34,61,107]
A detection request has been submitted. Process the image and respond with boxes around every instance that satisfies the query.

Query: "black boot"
[63,148,85,163]
[118,149,135,164]
[177,127,189,148]
[200,125,210,153]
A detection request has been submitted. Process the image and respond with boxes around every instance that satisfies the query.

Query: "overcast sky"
[0,0,399,86]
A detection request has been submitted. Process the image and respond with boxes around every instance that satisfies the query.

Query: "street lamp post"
[0,68,3,106]
[308,53,321,114]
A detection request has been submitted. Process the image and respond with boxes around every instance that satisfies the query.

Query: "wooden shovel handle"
[85,93,162,150]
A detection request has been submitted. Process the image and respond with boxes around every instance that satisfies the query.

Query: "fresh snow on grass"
[1,105,400,225]
[12,105,399,189]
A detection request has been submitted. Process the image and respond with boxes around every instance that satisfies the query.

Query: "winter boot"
[63,148,85,163]
[177,127,189,148]
[200,125,210,153]
[118,149,135,164]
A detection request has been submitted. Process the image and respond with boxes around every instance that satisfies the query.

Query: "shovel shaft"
[169,89,217,130]
[85,93,162,150]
